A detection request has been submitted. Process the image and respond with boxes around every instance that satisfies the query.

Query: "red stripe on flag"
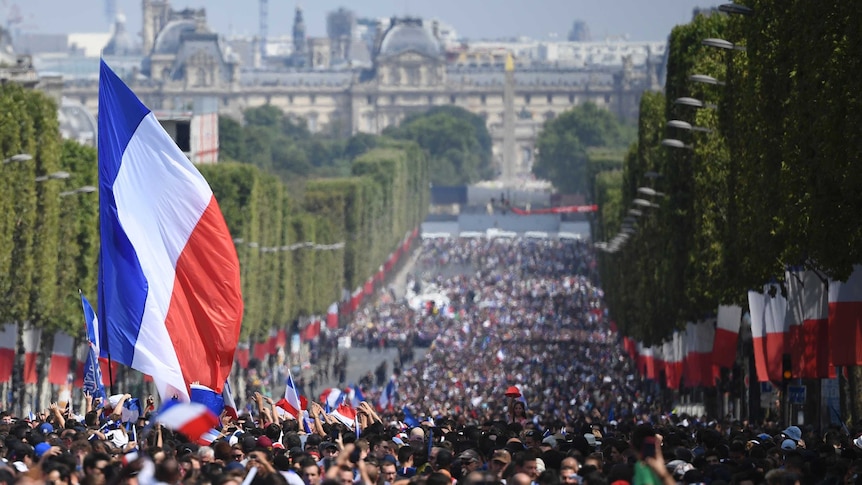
[49,355,72,385]
[164,196,243,395]
[24,353,38,384]
[712,329,738,369]
[0,348,13,383]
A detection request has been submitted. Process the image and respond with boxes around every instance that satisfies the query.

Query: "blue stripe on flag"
[97,59,150,363]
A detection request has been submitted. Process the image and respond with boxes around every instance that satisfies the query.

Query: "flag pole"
[80,287,114,396]
[107,354,115,396]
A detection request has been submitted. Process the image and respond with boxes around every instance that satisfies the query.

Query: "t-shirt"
[632,461,661,485]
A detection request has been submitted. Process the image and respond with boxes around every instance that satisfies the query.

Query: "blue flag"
[402,406,420,428]
[81,294,106,401]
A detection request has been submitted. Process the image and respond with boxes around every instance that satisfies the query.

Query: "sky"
[10,0,712,42]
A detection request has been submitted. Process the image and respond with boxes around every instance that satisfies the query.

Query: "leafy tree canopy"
[533,103,634,195]
[384,106,494,185]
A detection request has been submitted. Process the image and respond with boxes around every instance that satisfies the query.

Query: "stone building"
[60,2,664,179]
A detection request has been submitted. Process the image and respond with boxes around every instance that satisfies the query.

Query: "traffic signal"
[782,353,792,381]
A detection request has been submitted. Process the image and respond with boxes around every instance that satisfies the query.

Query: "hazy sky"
[13,0,711,42]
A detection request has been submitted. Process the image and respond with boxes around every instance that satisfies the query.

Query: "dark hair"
[630,424,655,452]
[398,445,414,463]
[437,449,454,469]
[428,472,452,485]
[265,423,281,441]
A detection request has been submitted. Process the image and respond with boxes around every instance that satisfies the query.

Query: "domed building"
[141,1,238,89]
[373,17,446,88]
[60,1,665,179]
[103,14,137,56]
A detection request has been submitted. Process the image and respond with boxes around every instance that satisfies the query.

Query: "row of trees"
[532,103,636,195]
[0,85,95,339]
[0,87,429,349]
[220,104,493,187]
[198,139,428,340]
[595,4,862,419]
[598,4,862,340]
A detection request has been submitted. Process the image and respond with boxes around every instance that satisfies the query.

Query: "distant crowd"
[2,237,862,485]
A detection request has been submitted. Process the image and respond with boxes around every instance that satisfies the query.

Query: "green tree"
[533,103,633,195]
[385,106,493,185]
[219,116,246,161]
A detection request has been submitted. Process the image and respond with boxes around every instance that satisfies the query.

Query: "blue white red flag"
[331,403,357,429]
[80,295,106,401]
[402,406,420,428]
[348,384,365,407]
[156,400,219,444]
[276,369,304,419]
[190,384,225,418]
[378,378,396,410]
[97,60,243,401]
[319,388,344,411]
[302,410,314,434]
[222,380,238,420]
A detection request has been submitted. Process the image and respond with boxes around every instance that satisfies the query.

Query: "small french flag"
[378,379,396,410]
[198,428,222,445]
[156,401,219,444]
[223,380,238,420]
[276,370,304,419]
[331,403,357,429]
[348,384,365,407]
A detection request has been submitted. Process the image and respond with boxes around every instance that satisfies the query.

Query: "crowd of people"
[2,237,862,485]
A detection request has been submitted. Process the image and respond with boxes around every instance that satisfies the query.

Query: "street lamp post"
[59,186,97,197]
[661,139,694,150]
[34,171,71,183]
[702,38,746,52]
[2,154,33,164]
[718,3,754,16]
[674,97,718,110]
[689,74,726,86]
[637,187,666,198]
[668,120,713,134]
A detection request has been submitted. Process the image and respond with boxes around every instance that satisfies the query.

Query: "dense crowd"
[3,237,862,485]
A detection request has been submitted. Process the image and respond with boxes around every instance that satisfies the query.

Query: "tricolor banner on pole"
[97,60,243,401]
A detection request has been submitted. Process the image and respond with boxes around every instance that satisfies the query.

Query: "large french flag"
[713,305,742,368]
[97,60,243,401]
[828,265,862,366]
[748,290,769,382]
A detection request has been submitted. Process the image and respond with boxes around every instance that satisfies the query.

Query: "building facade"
[58,2,665,179]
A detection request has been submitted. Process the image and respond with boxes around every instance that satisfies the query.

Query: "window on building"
[428,95,435,104]
[524,95,531,104]
[310,95,317,104]
[367,95,374,105]
[604,94,611,104]
[547,94,553,104]
[407,67,420,86]
[175,121,191,152]
[481,94,487,105]
[569,94,575,104]
[450,95,456,104]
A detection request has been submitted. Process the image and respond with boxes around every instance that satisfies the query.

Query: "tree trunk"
[851,366,862,427]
